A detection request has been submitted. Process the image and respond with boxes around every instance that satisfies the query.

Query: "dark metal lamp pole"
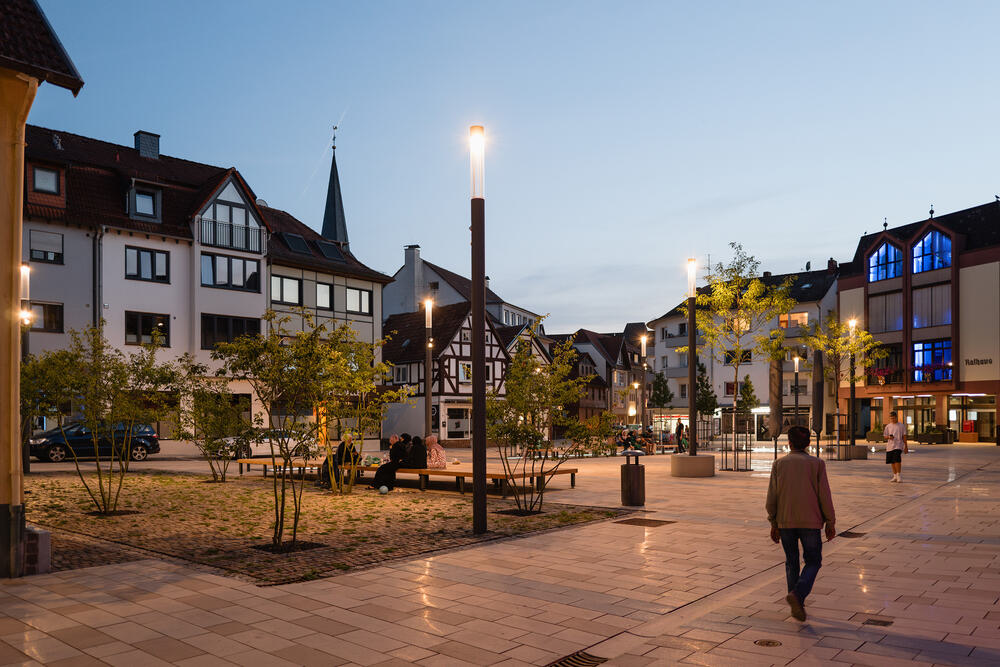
[424,299,433,439]
[469,125,487,534]
[848,318,857,455]
[793,354,800,430]
[687,258,698,456]
[640,335,647,437]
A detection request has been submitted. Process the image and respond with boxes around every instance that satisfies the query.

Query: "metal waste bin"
[620,452,645,506]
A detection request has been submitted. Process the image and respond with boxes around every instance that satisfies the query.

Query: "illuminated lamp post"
[848,318,857,457]
[469,125,487,534]
[424,299,433,439]
[793,354,800,431]
[640,334,648,436]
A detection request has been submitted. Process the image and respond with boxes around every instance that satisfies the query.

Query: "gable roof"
[648,267,838,324]
[262,205,392,283]
[24,124,231,238]
[0,0,83,94]
[840,200,1000,277]
[382,302,471,364]
[570,351,608,386]
[495,323,527,349]
[422,260,506,306]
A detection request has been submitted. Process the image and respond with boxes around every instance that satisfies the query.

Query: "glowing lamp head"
[19,309,33,326]
[640,334,647,357]
[848,318,858,332]
[686,257,697,298]
[424,298,433,328]
[793,355,800,372]
[469,125,485,199]
[20,263,30,301]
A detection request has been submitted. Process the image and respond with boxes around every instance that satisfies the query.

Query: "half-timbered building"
[382,302,510,445]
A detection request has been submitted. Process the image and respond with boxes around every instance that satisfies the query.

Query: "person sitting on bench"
[372,433,409,490]
[426,435,446,469]
[408,435,428,469]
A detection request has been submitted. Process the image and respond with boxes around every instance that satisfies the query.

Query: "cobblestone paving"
[2,445,997,666]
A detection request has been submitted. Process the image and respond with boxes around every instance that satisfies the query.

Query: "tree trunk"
[768,357,783,440]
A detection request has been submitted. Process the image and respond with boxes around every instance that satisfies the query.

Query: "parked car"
[29,422,160,463]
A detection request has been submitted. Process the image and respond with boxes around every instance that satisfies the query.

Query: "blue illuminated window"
[913,339,951,382]
[868,243,902,282]
[912,230,951,273]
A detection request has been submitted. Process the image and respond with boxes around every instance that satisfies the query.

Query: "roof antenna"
[883,217,888,231]
[929,205,934,219]
[995,194,999,202]
[331,125,337,150]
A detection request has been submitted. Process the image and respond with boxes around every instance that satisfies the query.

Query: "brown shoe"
[786,593,806,621]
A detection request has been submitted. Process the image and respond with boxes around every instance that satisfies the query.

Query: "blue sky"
[30,1,1000,332]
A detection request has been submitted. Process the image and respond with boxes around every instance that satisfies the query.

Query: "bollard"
[620,451,645,506]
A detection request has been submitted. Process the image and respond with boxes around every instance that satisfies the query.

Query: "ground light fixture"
[424,299,433,439]
[469,125,487,534]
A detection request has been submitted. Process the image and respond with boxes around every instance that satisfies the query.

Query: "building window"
[346,287,372,315]
[678,322,687,336]
[394,365,409,384]
[125,311,170,346]
[317,283,332,310]
[200,253,259,291]
[725,382,744,396]
[201,314,261,350]
[912,230,951,273]
[129,188,161,221]
[28,230,63,264]
[868,343,903,385]
[201,201,262,252]
[460,329,471,342]
[459,363,491,383]
[779,312,808,328]
[724,350,752,365]
[29,302,62,333]
[868,292,903,333]
[679,383,687,399]
[912,284,951,328]
[913,339,952,382]
[271,276,301,305]
[33,167,59,194]
[661,356,668,369]
[783,381,809,396]
[868,242,902,282]
[125,246,169,283]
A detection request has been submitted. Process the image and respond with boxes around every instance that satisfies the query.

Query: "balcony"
[659,335,704,349]
[664,367,690,378]
[200,218,266,254]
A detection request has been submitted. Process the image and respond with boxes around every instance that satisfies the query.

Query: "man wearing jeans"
[766,426,836,621]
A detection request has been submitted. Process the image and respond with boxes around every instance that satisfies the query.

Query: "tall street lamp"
[19,264,31,474]
[686,257,698,456]
[424,299,433,440]
[848,318,857,452]
[469,125,487,535]
[793,354,800,431]
[640,334,647,437]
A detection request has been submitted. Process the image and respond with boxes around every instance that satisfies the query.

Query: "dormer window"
[912,230,951,273]
[868,242,902,282]
[33,167,59,194]
[129,187,161,222]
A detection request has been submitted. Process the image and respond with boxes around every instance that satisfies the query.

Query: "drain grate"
[545,651,608,667]
[614,518,676,527]
[863,618,894,627]
[839,531,867,538]
[754,639,783,647]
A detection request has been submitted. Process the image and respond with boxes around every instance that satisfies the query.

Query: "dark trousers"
[779,528,822,603]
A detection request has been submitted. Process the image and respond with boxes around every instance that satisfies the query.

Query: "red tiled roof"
[382,302,471,364]
[0,0,83,94]
[261,206,392,284]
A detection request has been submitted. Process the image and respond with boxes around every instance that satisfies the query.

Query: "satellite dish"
[256,198,268,207]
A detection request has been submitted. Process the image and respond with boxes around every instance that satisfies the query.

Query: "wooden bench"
[235,458,577,496]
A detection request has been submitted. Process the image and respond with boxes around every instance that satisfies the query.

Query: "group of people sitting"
[317,431,447,492]
[615,424,691,455]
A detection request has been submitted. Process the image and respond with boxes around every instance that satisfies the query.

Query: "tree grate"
[754,639,783,647]
[545,651,608,667]
[614,518,676,527]
[863,618,894,627]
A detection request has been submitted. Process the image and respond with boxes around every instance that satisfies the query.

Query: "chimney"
[405,245,423,312]
[134,131,160,159]
[762,271,772,278]
[485,275,490,290]
[827,257,837,272]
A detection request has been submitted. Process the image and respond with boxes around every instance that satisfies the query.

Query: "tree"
[694,361,718,417]
[320,326,413,494]
[764,331,785,443]
[686,243,795,418]
[487,322,597,513]
[649,372,673,408]
[213,310,344,549]
[23,324,176,514]
[174,355,252,483]
[736,374,759,412]
[801,312,886,443]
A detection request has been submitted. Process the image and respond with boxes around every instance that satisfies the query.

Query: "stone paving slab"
[2,444,998,665]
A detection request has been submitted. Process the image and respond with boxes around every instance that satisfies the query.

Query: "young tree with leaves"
[801,312,886,443]
[694,361,718,417]
[736,375,760,412]
[649,372,674,408]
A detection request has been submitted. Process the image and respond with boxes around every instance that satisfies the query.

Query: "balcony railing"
[200,218,266,253]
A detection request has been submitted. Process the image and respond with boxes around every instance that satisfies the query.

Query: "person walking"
[883,410,908,482]
[765,425,836,622]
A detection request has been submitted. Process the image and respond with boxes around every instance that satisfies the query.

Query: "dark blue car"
[29,422,161,463]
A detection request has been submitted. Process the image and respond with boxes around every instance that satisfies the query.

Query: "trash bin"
[621,452,645,506]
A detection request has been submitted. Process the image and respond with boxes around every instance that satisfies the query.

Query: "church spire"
[321,126,349,246]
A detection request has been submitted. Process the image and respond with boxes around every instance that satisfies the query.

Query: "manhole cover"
[545,651,608,666]
[863,618,893,626]
[839,531,866,538]
[614,518,676,527]
[754,639,783,647]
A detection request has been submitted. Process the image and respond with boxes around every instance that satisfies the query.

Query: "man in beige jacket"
[766,426,836,621]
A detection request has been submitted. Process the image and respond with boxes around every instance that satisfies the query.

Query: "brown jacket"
[766,450,836,529]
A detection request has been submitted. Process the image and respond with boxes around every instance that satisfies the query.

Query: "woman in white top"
[883,410,908,483]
